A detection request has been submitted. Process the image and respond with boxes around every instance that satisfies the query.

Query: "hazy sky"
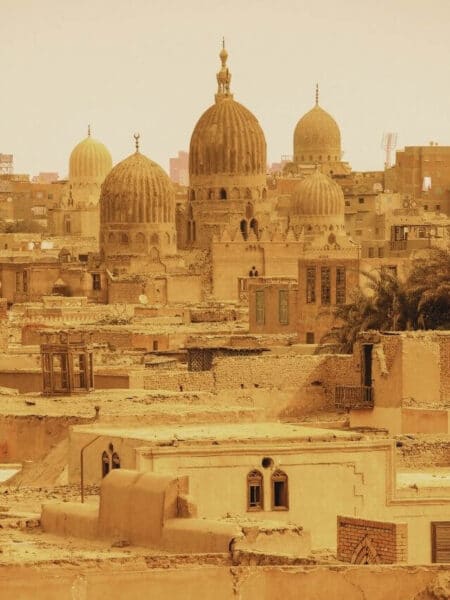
[1,0,449,176]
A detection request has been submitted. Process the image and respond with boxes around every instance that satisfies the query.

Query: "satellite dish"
[139,294,149,305]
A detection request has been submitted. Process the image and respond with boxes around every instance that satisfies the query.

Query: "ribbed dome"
[292,169,345,217]
[100,151,175,225]
[189,97,266,177]
[294,103,341,164]
[69,130,112,183]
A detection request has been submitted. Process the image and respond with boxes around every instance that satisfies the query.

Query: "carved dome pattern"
[294,104,341,164]
[100,152,175,225]
[189,98,266,177]
[292,169,345,217]
[69,132,112,182]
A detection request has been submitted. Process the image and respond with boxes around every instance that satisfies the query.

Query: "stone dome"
[291,169,345,229]
[100,137,177,264]
[189,44,266,181]
[100,149,175,225]
[293,89,341,165]
[69,127,112,183]
[189,99,266,177]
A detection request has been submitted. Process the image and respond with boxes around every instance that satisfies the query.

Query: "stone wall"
[337,516,407,564]
[2,563,450,600]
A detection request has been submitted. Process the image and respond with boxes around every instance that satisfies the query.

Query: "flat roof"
[72,421,363,446]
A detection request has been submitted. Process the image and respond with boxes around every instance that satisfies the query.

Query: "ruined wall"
[0,415,90,462]
[2,562,450,600]
[337,516,407,564]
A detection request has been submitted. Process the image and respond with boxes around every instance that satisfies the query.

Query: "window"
[102,451,110,478]
[271,470,288,510]
[358,197,365,204]
[153,340,159,351]
[336,267,346,305]
[355,230,362,236]
[247,470,263,511]
[368,247,374,258]
[321,267,331,305]
[436,205,441,211]
[22,271,28,293]
[121,233,129,244]
[92,273,101,291]
[424,205,428,211]
[432,522,450,563]
[306,267,316,303]
[111,452,121,469]
[378,247,384,258]
[306,332,315,344]
[278,289,289,325]
[219,188,227,200]
[255,290,265,325]
[345,200,350,206]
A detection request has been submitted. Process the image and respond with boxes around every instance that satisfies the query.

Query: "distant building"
[32,172,59,184]
[0,154,13,175]
[386,144,450,215]
[169,151,189,186]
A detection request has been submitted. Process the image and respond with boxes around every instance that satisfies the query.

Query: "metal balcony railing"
[335,386,374,409]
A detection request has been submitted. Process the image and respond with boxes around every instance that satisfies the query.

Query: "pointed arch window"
[111,452,121,470]
[102,451,110,478]
[271,470,288,510]
[247,470,264,511]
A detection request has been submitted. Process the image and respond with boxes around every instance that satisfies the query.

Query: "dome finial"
[216,39,232,101]
[88,124,91,137]
[315,83,319,106]
[133,132,140,153]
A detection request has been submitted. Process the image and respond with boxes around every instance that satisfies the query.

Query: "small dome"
[100,150,175,225]
[292,169,345,218]
[69,128,112,183]
[293,95,341,164]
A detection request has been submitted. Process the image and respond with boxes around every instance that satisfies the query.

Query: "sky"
[1,0,449,177]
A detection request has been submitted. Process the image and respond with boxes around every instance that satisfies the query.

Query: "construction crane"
[381,133,398,169]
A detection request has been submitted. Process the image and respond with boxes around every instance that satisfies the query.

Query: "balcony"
[335,386,374,409]
[390,240,407,251]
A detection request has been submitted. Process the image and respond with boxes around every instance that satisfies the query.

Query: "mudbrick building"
[1,40,450,600]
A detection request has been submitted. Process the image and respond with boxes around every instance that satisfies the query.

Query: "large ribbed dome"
[69,128,112,183]
[100,150,175,225]
[189,98,266,176]
[292,169,345,218]
[293,90,341,164]
[189,43,266,179]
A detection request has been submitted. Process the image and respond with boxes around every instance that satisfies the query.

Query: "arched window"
[102,451,110,478]
[150,233,159,245]
[240,219,248,241]
[250,218,259,237]
[247,470,263,511]
[271,470,288,510]
[108,232,115,243]
[121,233,129,245]
[219,188,227,200]
[111,452,120,470]
[245,203,254,220]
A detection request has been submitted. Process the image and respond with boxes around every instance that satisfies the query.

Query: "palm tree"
[317,268,410,354]
[406,248,450,329]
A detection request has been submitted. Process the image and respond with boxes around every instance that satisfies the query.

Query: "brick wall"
[337,516,407,564]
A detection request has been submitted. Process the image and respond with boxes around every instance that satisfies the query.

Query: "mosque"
[1,42,448,344]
